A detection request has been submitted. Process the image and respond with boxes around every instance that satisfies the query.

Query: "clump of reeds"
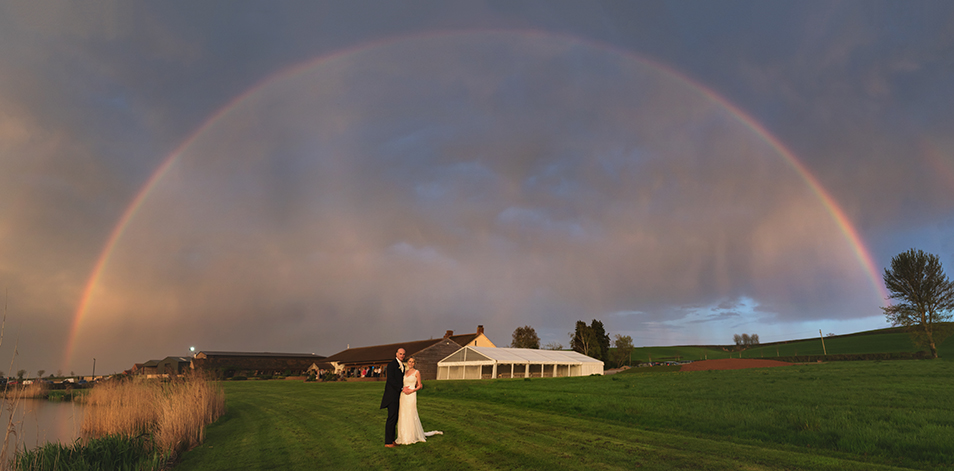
[5,383,49,400]
[80,372,225,455]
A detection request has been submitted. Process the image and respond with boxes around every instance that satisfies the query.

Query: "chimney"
[477,325,484,335]
[444,330,454,339]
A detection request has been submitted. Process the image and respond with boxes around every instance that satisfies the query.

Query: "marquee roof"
[439,346,603,365]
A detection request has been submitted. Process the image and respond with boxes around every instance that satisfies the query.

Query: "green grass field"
[629,328,954,363]
[175,359,954,470]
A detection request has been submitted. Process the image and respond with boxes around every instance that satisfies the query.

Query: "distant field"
[176,359,954,470]
[628,327,954,363]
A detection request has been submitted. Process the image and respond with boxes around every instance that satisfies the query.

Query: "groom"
[381,347,408,447]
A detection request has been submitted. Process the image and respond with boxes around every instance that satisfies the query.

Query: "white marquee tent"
[437,346,603,380]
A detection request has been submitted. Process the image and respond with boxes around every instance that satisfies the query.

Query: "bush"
[230,376,248,381]
[321,372,339,382]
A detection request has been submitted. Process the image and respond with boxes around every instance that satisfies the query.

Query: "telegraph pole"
[819,330,827,356]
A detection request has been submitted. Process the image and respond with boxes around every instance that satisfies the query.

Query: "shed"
[437,347,603,380]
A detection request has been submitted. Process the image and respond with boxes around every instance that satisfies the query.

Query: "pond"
[0,398,85,457]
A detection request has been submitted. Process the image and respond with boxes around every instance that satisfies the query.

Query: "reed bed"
[12,374,225,470]
[80,373,226,454]
[2,384,48,401]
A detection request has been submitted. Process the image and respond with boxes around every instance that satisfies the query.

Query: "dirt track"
[679,358,793,372]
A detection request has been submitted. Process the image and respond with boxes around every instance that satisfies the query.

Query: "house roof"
[448,333,479,346]
[439,346,603,365]
[160,356,191,363]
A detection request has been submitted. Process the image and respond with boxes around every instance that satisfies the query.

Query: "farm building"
[157,356,192,375]
[323,325,495,381]
[437,346,603,380]
[129,359,160,376]
[191,351,328,377]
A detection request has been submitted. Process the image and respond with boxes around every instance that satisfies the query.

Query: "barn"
[437,346,603,380]
[323,325,495,381]
[191,351,327,377]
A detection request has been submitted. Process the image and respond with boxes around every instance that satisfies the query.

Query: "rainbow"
[919,137,954,193]
[61,30,889,370]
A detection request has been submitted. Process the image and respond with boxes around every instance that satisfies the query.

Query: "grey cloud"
[1,3,950,374]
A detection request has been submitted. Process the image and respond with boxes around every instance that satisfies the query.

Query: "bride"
[395,357,442,445]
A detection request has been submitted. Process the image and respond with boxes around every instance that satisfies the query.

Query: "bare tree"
[733,333,759,349]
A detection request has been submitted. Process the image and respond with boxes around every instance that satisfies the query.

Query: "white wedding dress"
[395,371,442,445]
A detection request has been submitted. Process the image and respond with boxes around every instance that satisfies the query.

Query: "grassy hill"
[628,326,954,364]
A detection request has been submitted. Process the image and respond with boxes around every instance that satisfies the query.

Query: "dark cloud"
[0,2,951,374]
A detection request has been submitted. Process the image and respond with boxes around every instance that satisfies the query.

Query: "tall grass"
[80,373,225,454]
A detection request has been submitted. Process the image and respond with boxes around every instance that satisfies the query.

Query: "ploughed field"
[176,359,954,471]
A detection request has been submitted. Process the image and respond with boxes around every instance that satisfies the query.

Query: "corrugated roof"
[198,351,325,359]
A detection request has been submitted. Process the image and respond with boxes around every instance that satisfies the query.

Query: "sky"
[1,1,953,376]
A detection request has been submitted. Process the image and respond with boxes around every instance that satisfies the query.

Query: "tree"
[570,319,611,361]
[882,248,954,358]
[570,321,599,359]
[16,370,25,380]
[37,370,45,379]
[733,333,759,350]
[590,320,611,362]
[543,341,564,350]
[511,325,540,349]
[612,334,634,367]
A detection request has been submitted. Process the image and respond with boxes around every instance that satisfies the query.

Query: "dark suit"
[380,358,403,444]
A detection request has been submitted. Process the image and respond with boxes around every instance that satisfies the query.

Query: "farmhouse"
[191,351,328,377]
[437,346,603,380]
[323,325,495,381]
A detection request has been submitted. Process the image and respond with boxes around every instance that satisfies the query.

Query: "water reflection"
[0,398,85,457]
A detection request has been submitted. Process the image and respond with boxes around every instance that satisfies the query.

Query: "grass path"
[174,371,937,470]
